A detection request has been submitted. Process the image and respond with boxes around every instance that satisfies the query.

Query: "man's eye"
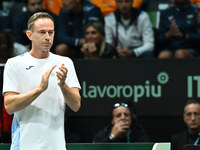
[39,31,46,34]
[48,31,54,35]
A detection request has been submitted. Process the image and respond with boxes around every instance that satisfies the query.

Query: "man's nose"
[191,114,196,120]
[45,32,51,40]
[121,114,126,119]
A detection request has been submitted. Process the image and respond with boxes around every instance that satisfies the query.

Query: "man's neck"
[188,128,200,135]
[29,49,49,59]
[121,13,132,20]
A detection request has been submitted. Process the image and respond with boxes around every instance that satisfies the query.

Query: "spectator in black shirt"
[93,102,151,143]
[171,100,200,150]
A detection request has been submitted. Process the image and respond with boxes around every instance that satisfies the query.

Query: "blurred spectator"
[105,0,154,59]
[0,1,11,32]
[156,0,200,58]
[171,100,200,150]
[93,102,151,142]
[42,0,63,16]
[0,31,28,63]
[0,30,24,143]
[81,21,117,59]
[8,1,26,29]
[55,0,104,58]
[92,0,143,16]
[0,96,12,143]
[190,0,200,5]
[12,0,57,51]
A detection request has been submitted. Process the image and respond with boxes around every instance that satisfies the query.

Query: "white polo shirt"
[3,52,81,150]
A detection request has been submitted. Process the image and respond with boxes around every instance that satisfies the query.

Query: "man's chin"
[41,49,50,53]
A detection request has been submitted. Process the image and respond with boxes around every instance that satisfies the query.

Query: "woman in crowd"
[81,21,117,59]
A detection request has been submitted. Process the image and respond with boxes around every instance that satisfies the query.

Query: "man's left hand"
[56,64,68,86]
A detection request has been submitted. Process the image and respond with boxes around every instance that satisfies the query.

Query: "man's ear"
[26,30,32,40]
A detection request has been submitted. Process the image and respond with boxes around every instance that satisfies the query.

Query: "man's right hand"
[39,65,56,92]
[111,120,130,138]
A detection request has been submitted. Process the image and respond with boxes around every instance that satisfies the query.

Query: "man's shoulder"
[137,10,150,20]
[51,53,73,64]
[160,6,175,16]
[105,12,115,18]
[171,130,187,140]
[6,53,28,66]
[93,126,110,141]
[105,13,115,23]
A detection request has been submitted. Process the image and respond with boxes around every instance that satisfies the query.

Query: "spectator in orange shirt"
[42,0,63,15]
[92,0,143,16]
[190,0,200,5]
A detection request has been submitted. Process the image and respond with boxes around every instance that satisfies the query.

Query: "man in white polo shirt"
[3,12,81,150]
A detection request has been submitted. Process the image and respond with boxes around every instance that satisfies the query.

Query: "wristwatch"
[109,133,115,140]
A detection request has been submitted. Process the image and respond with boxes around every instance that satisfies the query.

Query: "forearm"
[60,83,81,112]
[4,87,43,115]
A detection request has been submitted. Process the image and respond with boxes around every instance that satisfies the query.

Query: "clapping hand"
[56,64,68,86]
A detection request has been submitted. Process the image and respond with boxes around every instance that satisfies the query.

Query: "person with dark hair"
[0,31,14,63]
[55,0,104,58]
[3,12,81,150]
[171,100,200,150]
[0,1,11,31]
[105,0,154,59]
[0,31,28,63]
[93,102,151,143]
[81,21,117,59]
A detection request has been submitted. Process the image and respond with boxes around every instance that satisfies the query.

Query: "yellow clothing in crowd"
[92,0,143,16]
[42,0,63,16]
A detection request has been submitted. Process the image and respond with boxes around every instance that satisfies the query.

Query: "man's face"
[116,0,132,15]
[27,0,43,14]
[112,106,132,127]
[184,103,200,132]
[30,18,55,53]
[62,0,77,11]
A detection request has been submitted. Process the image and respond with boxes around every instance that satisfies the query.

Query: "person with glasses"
[93,102,151,142]
[171,100,200,150]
